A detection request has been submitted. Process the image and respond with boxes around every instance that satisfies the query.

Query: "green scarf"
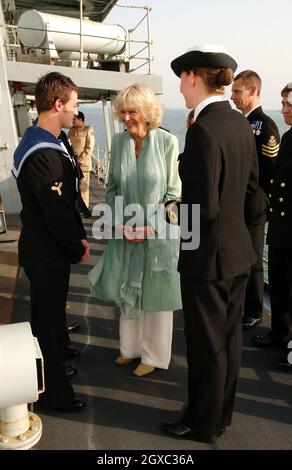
[119,130,179,318]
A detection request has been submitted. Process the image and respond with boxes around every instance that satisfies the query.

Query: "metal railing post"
[146,5,152,74]
[79,0,83,68]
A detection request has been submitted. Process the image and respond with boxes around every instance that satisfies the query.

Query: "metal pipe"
[79,0,83,68]
[128,29,131,73]
[146,5,152,74]
[102,100,112,153]
[111,100,120,134]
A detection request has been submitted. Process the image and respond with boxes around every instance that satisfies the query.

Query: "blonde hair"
[113,83,163,130]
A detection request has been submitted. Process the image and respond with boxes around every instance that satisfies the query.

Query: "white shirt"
[245,105,261,118]
[194,95,224,121]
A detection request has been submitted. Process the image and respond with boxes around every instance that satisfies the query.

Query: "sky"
[106,0,292,110]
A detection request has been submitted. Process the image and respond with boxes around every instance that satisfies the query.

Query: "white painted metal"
[59,51,99,61]
[0,405,30,437]
[102,99,112,153]
[17,10,126,55]
[0,410,42,450]
[0,6,21,214]
[111,100,120,134]
[146,6,152,74]
[5,61,163,95]
[102,100,112,187]
[0,322,42,407]
[79,0,84,68]
[0,322,44,450]
[1,2,162,214]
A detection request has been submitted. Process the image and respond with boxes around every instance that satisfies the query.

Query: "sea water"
[79,105,289,153]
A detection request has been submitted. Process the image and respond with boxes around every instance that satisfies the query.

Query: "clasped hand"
[115,225,154,243]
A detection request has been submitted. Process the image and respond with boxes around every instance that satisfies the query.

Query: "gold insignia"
[51,181,63,196]
[268,136,277,146]
[262,137,279,158]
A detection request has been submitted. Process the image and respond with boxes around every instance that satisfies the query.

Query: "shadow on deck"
[1,180,291,451]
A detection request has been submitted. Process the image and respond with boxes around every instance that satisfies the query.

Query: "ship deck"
[0,180,291,453]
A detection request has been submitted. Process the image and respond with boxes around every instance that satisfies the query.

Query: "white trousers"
[119,310,173,369]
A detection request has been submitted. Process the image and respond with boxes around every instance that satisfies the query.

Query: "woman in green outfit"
[88,84,182,377]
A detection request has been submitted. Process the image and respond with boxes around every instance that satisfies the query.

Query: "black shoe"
[161,421,193,439]
[161,421,217,444]
[55,399,86,413]
[252,335,280,348]
[217,426,226,436]
[67,321,81,334]
[275,359,292,372]
[65,347,81,360]
[242,316,263,329]
[65,366,78,380]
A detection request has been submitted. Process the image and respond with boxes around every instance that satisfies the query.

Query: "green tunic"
[88,128,182,312]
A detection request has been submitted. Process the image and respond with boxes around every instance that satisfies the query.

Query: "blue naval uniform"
[266,127,292,345]
[13,125,86,410]
[243,106,280,321]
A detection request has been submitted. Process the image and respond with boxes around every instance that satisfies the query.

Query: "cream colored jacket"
[68,125,95,172]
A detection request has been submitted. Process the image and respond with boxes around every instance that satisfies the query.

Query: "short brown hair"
[234,70,262,96]
[35,72,79,113]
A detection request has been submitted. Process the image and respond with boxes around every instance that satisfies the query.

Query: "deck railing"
[92,146,111,188]
[3,3,153,74]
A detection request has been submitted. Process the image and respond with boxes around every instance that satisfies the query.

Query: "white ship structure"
[0,0,162,217]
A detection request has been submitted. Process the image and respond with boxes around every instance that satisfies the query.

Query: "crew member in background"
[186,109,195,128]
[59,130,91,219]
[231,70,280,329]
[68,111,95,208]
[253,83,292,372]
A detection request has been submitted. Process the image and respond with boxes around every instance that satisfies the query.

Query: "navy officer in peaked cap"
[231,70,280,329]
[253,83,292,371]
[13,72,89,412]
[162,45,259,443]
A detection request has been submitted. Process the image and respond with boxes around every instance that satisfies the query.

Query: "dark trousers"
[24,266,74,409]
[181,272,248,437]
[244,223,265,318]
[268,246,292,344]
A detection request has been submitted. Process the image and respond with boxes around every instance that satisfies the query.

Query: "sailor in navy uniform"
[13,72,89,411]
[162,45,258,443]
[231,70,280,329]
[253,83,292,371]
